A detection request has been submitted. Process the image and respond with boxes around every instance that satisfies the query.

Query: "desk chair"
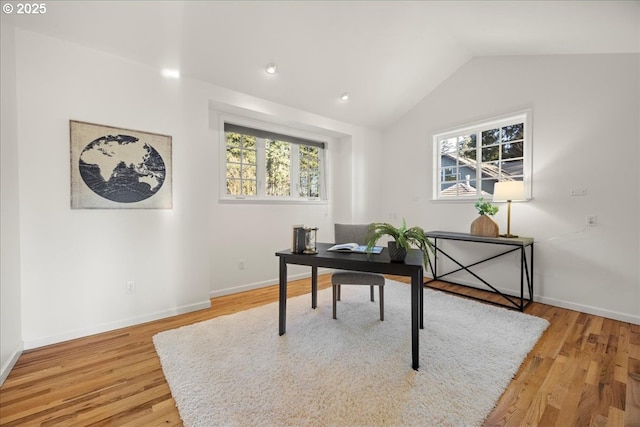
[331,223,385,321]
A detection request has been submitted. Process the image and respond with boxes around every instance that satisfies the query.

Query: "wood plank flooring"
[1,275,638,426]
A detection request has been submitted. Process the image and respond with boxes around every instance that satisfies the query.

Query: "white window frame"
[219,115,328,204]
[432,110,532,201]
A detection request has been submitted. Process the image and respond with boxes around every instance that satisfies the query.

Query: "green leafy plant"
[365,218,434,266]
[474,197,499,216]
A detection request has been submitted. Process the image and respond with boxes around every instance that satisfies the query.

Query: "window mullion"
[291,144,300,198]
[256,138,266,197]
[475,130,482,197]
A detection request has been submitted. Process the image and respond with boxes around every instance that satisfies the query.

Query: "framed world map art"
[70,120,172,209]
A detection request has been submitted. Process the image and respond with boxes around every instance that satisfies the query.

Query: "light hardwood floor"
[1,275,638,426]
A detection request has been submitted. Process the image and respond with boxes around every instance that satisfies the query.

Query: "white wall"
[14,24,636,363]
[1,19,23,385]
[11,29,382,349]
[205,99,383,296]
[14,29,211,348]
[382,54,640,324]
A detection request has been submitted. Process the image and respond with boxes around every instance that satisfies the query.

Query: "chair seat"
[331,270,385,321]
[331,270,385,286]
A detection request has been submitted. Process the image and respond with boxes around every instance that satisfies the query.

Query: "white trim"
[429,277,639,325]
[0,341,23,386]
[210,268,334,298]
[23,300,211,350]
[219,197,328,205]
[433,109,532,200]
[535,295,640,326]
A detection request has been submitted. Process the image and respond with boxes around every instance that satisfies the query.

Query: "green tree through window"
[265,140,291,196]
[299,145,320,197]
[226,132,256,196]
[223,122,326,201]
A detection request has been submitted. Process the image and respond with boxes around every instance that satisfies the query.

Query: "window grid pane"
[226,132,257,196]
[265,139,291,197]
[479,122,524,188]
[299,145,320,197]
[439,134,479,197]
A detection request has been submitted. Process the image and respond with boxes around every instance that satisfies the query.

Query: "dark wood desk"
[276,242,425,370]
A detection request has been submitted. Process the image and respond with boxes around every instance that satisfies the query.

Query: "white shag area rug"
[153,280,549,427]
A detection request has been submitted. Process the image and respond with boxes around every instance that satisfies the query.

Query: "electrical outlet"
[126,281,136,293]
[570,188,587,196]
[239,260,245,270]
[586,215,597,227]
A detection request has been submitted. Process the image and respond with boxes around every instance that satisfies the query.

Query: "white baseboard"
[210,268,333,298]
[429,276,640,325]
[534,295,640,325]
[23,300,211,350]
[0,341,24,386]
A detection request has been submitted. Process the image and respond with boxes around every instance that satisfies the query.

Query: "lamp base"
[500,233,519,238]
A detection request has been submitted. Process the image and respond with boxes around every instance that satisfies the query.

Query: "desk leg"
[311,266,318,309]
[419,267,424,329]
[411,270,420,371]
[279,257,287,336]
[520,247,525,311]
[433,238,438,279]
[531,244,534,301]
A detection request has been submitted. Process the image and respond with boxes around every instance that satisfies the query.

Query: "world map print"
[79,134,166,203]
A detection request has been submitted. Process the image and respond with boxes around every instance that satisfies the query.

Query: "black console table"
[424,231,534,311]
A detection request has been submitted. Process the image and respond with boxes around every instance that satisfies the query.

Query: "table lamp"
[493,181,526,238]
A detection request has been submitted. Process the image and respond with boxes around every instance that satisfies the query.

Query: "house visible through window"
[223,122,326,201]
[433,110,531,200]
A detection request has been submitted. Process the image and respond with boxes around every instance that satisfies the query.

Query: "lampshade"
[493,181,526,202]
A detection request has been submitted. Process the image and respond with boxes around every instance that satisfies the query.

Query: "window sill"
[430,197,532,203]
[219,197,328,205]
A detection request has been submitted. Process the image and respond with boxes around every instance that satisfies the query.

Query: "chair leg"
[332,285,337,319]
[370,285,374,302]
[337,285,341,301]
[379,286,384,321]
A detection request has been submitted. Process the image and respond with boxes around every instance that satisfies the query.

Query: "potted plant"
[471,197,499,237]
[365,219,434,265]
[474,197,499,216]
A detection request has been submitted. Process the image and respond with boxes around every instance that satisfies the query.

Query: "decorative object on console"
[303,227,318,254]
[471,197,500,237]
[366,219,434,265]
[291,225,306,253]
[493,181,526,238]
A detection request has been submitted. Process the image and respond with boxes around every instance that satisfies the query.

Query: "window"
[222,122,326,202]
[433,110,531,200]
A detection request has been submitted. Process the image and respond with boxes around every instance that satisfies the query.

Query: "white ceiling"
[6,1,640,130]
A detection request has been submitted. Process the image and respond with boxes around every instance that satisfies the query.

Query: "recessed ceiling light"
[265,63,277,75]
[339,92,350,102]
[161,69,180,79]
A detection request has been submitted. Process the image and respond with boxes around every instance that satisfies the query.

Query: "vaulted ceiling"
[6,1,639,129]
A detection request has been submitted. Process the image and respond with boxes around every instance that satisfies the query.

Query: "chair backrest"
[334,223,371,245]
